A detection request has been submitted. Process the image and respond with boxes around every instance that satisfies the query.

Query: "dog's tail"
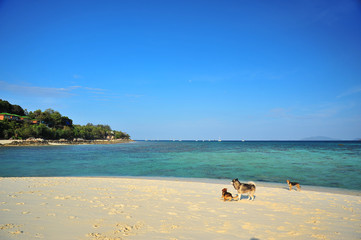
[248,181,256,187]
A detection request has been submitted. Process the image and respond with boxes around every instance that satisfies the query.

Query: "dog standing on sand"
[287,180,301,191]
[221,188,238,201]
[231,178,256,201]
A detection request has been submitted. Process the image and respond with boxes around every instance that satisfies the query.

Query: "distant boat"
[218,137,221,142]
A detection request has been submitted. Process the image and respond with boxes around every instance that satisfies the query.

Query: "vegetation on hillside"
[0,99,130,140]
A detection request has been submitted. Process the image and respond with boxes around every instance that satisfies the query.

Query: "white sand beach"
[0,177,360,240]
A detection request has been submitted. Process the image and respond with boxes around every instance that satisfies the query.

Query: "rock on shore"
[0,138,133,147]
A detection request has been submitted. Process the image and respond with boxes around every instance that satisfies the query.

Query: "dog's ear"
[235,178,238,181]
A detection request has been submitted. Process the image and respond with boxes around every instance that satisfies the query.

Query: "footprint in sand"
[35,233,44,238]
[0,224,18,230]
[311,234,327,239]
[16,202,25,205]
[22,211,31,214]
[287,231,301,236]
[108,208,123,215]
[160,224,180,233]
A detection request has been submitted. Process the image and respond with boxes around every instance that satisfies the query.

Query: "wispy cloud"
[337,85,361,98]
[0,80,72,97]
[125,94,144,98]
[312,0,358,26]
[268,103,346,120]
[0,80,107,98]
[73,74,83,79]
[268,108,292,118]
[124,94,145,103]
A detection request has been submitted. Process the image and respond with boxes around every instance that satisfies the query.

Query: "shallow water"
[1,141,360,190]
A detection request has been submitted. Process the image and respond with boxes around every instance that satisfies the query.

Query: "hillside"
[0,99,130,141]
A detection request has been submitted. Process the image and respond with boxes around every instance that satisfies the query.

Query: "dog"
[221,188,238,201]
[231,178,256,201]
[287,180,301,191]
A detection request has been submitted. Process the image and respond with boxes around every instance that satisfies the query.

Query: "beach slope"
[0,177,360,240]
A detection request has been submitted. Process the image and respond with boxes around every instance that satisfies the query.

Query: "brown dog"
[221,188,238,201]
[287,180,301,191]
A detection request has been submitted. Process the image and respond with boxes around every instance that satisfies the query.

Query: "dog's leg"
[238,194,242,201]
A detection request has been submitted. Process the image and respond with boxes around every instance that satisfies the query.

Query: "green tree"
[0,99,26,116]
[1,100,131,141]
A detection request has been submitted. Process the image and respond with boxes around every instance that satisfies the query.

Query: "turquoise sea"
[1,141,360,190]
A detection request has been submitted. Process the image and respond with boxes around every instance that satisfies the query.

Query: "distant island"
[0,99,131,145]
[301,136,339,141]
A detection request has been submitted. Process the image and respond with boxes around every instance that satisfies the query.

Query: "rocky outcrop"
[0,138,133,147]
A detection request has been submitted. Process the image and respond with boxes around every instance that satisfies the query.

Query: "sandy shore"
[0,177,360,240]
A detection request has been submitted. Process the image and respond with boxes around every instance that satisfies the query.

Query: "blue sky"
[1,0,361,140]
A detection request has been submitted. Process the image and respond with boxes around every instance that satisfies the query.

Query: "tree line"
[0,99,130,140]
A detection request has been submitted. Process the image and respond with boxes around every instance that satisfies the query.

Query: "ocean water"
[0,141,360,190]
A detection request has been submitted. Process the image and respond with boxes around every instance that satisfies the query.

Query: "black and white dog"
[231,178,256,201]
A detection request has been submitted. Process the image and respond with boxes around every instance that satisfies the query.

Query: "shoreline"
[0,139,134,147]
[0,176,360,239]
[115,176,361,197]
[2,175,360,196]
